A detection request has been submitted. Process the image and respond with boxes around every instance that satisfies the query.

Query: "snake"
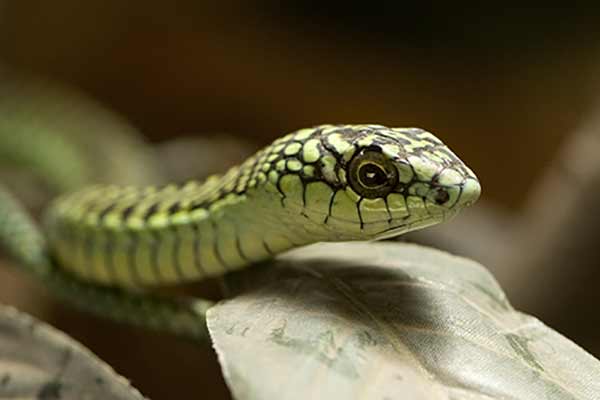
[2,123,481,340]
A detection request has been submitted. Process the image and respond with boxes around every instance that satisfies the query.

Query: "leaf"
[0,304,148,400]
[207,242,600,400]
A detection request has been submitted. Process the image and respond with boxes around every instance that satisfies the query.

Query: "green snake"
[2,123,480,340]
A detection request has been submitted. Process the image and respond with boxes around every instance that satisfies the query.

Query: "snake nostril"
[433,188,450,205]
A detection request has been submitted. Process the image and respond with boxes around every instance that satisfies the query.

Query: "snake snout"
[456,177,481,208]
[425,169,481,211]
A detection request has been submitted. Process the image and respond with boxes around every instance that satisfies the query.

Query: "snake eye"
[348,149,398,198]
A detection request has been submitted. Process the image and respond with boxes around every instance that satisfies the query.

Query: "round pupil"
[358,163,388,188]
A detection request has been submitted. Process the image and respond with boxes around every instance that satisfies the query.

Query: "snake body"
[44,124,481,288]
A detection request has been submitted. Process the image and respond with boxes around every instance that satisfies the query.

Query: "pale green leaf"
[208,242,600,400]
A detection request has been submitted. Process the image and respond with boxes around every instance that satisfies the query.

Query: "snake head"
[298,124,481,240]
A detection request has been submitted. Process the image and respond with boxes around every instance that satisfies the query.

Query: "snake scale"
[2,123,480,340]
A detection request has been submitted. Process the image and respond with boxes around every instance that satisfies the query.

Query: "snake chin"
[373,219,434,240]
[373,210,458,240]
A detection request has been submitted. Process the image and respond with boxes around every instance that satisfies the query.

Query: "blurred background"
[2,2,600,399]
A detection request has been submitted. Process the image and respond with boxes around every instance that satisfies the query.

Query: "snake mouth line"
[373,208,458,239]
[373,216,440,239]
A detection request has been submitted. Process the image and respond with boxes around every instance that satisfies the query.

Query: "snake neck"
[43,161,322,287]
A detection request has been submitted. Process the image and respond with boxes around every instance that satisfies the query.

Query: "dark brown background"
[2,2,600,399]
